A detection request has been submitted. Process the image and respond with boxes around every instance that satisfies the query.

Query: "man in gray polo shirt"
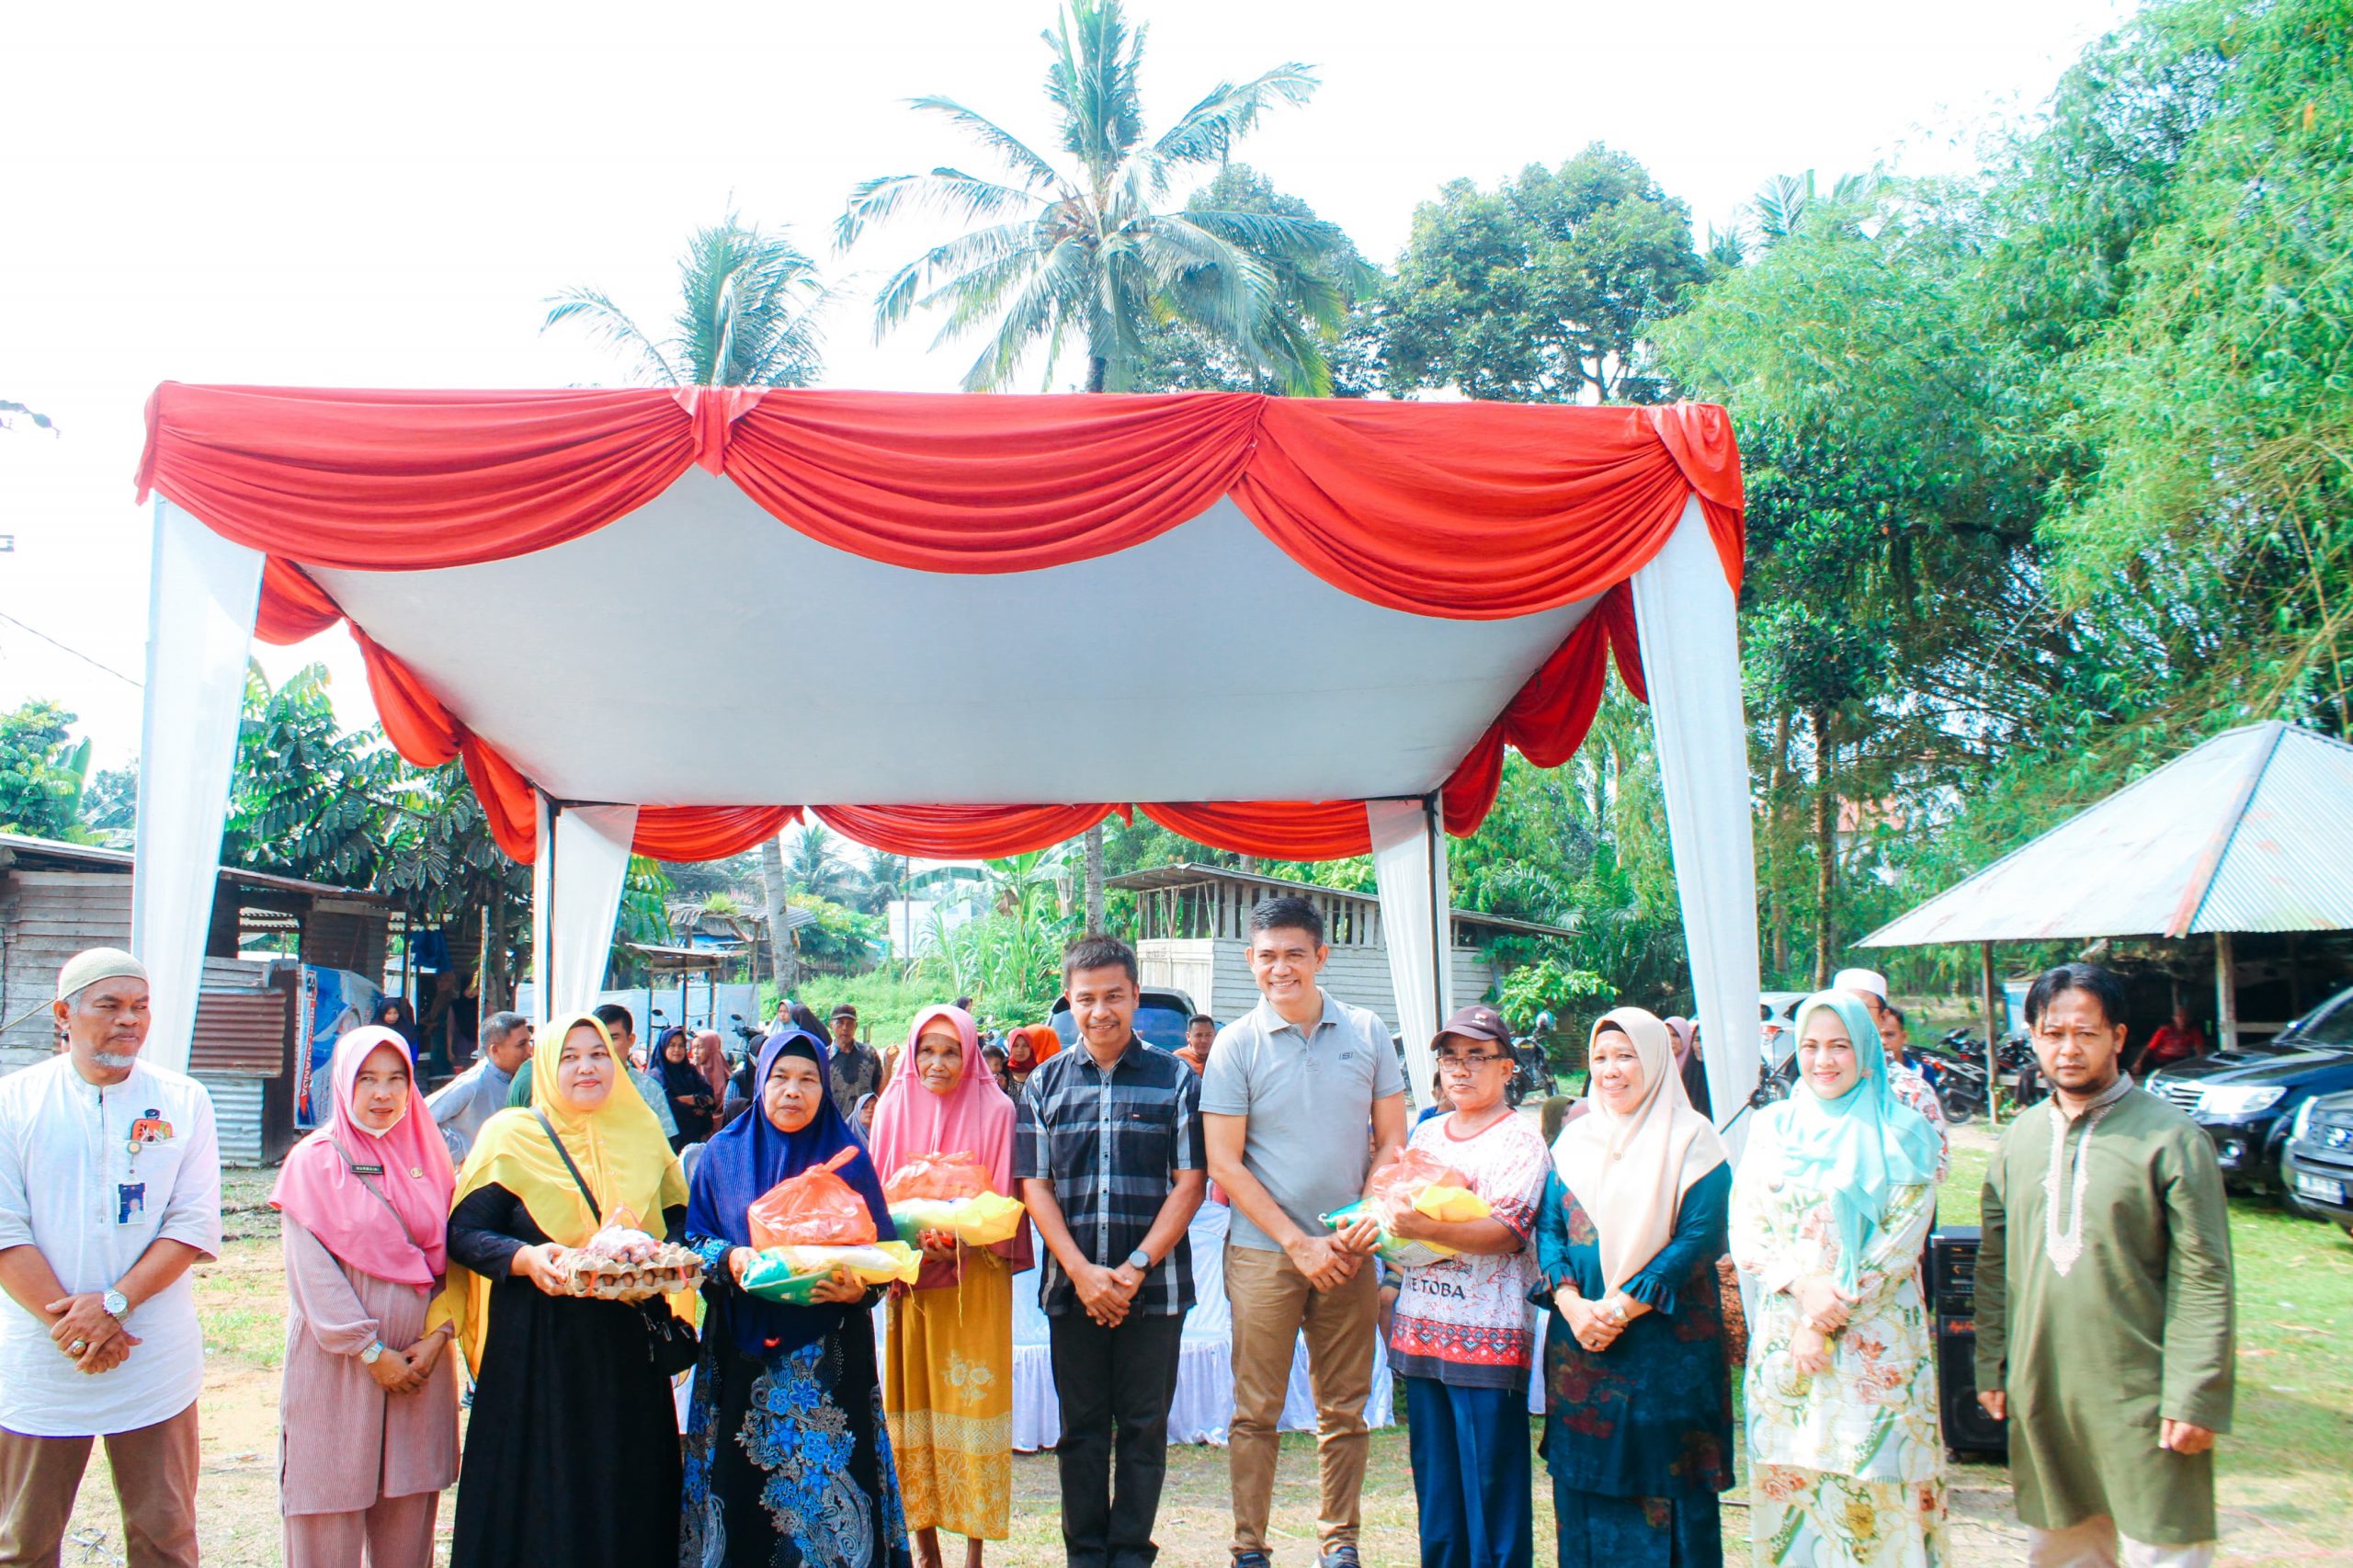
[1202,895,1406,1568]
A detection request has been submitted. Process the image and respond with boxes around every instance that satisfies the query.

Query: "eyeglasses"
[1436,1052,1506,1070]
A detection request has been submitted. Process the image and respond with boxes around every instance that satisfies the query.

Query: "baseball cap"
[1433,1005,1510,1051]
[830,1003,858,1021]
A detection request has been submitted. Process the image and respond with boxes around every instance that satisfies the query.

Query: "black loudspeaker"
[1927,1227,2008,1462]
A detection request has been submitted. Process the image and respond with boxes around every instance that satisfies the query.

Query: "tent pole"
[1982,941,2000,1129]
[2215,932,2239,1053]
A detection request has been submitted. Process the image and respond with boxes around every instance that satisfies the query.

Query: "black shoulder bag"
[533,1110,700,1376]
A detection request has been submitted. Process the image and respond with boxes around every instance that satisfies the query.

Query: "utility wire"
[0,608,143,688]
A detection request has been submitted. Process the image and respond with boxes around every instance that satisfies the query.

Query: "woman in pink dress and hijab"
[270,1026,460,1568]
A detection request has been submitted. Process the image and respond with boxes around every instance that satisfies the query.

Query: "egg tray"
[555,1244,706,1302]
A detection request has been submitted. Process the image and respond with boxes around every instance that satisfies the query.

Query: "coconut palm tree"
[545,210,828,989]
[544,210,828,389]
[836,0,1347,394]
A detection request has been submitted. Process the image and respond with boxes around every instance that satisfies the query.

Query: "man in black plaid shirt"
[1017,934,1206,1568]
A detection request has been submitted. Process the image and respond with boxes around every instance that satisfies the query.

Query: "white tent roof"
[314,474,1590,806]
[1859,721,2353,946]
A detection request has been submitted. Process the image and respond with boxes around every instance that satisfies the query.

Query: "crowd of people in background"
[0,918,2239,1568]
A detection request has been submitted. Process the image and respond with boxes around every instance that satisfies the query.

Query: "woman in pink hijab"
[869,1005,1032,1568]
[269,1026,460,1568]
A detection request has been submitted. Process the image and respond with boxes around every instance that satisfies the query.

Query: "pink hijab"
[867,1005,1031,1285]
[270,1026,457,1292]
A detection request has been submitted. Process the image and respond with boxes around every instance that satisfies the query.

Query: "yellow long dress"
[883,1247,1014,1540]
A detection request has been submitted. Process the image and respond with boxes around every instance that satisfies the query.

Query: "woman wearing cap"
[439,1014,692,1568]
[1386,1006,1552,1568]
[1536,1008,1733,1567]
[271,1027,459,1568]
[1731,990,1945,1567]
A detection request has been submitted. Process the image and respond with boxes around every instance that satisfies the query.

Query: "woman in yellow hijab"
[438,1013,690,1568]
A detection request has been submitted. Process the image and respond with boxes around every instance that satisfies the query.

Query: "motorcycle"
[1996,1033,2047,1109]
[1504,1010,1556,1108]
[1909,1039,1988,1124]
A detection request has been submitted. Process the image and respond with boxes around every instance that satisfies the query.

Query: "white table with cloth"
[1007,1200,1397,1449]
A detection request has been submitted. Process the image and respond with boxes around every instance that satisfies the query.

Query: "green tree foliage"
[222,665,404,887]
[1123,165,1379,394]
[0,701,92,840]
[544,210,827,389]
[781,823,853,904]
[787,892,881,972]
[78,765,137,845]
[838,0,1346,393]
[1384,144,1706,403]
[1650,0,2352,991]
[2028,0,2353,734]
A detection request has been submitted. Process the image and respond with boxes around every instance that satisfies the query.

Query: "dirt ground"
[49,1125,2353,1567]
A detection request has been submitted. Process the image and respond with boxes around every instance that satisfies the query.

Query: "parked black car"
[2144,984,2353,1199]
[2284,1089,2353,1233]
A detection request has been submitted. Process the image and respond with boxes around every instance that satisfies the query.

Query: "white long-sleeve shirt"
[0,1055,222,1436]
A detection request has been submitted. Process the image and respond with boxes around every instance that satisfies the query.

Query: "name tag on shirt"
[116,1182,146,1225]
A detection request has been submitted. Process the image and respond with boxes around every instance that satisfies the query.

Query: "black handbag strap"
[533,1110,602,1226]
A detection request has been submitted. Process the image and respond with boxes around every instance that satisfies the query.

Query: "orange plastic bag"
[748,1148,878,1248]
[1362,1146,1471,1226]
[884,1151,992,1204]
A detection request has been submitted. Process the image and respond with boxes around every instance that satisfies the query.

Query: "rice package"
[748,1147,879,1249]
[738,1240,922,1304]
[1320,1146,1492,1270]
[884,1151,1027,1247]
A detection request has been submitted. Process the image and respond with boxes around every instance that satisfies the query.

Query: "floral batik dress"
[1728,1113,1945,1568]
[680,1244,913,1568]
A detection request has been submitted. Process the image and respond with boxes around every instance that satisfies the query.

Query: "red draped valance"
[138,384,1741,864]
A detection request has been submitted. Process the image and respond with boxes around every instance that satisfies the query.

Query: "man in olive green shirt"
[1977,962,2234,1567]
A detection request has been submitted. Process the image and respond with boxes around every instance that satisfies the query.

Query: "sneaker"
[1317,1548,1361,1568]
[1233,1554,1273,1568]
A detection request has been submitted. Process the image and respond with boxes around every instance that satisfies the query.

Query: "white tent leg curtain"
[530,795,554,1028]
[1370,796,1450,1112]
[131,502,264,1075]
[1632,496,1765,1147]
[540,803,639,1021]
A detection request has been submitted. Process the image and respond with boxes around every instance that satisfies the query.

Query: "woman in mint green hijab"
[1730,988,1947,1567]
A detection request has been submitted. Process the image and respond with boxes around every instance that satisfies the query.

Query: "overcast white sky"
[3,0,2132,773]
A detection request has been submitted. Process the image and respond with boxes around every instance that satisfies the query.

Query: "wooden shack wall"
[0,870,131,1069]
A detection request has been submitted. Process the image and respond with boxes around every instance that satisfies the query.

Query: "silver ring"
[69,1339,87,1354]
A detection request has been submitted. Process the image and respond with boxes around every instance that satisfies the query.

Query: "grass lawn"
[51,1128,2353,1566]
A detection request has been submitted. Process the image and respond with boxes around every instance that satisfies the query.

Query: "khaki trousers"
[0,1403,199,1568]
[1224,1241,1377,1555]
[282,1490,439,1568]
[2026,1517,2216,1568]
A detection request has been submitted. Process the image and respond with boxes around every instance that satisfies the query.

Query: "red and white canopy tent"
[129,384,1763,1122]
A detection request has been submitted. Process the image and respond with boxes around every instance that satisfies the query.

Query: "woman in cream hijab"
[438,1013,690,1568]
[1536,1007,1733,1567]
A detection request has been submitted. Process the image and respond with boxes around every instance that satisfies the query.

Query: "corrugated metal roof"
[1859,722,2353,948]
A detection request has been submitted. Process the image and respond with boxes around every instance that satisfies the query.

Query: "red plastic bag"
[1362,1146,1470,1226]
[884,1151,992,1204]
[748,1148,878,1248]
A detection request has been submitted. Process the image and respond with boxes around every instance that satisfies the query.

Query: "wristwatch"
[1125,1248,1153,1273]
[359,1341,386,1366]
[100,1289,129,1320]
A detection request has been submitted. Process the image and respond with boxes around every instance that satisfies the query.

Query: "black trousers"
[1047,1308,1186,1568]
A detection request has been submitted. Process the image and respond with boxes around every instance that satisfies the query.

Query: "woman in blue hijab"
[681,1029,913,1568]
